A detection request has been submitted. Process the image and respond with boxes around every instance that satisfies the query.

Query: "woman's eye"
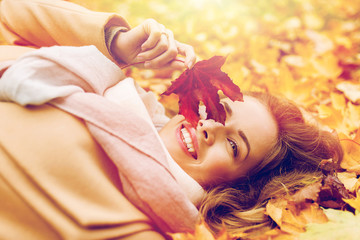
[227,138,238,158]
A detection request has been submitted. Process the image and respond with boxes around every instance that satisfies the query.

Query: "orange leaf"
[266,198,328,235]
[339,128,360,174]
[169,221,233,240]
[249,228,297,240]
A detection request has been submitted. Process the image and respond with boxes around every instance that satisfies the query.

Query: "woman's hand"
[111,19,196,69]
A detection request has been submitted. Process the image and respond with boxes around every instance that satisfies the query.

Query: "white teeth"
[182,131,190,138]
[181,128,195,153]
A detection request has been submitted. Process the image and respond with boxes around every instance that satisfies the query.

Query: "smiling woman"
[199,91,344,236]
[159,96,278,188]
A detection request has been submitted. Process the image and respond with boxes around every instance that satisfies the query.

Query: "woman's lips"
[176,124,199,159]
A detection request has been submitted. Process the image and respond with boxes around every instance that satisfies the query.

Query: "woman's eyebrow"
[223,101,251,160]
[223,101,232,116]
[238,130,251,161]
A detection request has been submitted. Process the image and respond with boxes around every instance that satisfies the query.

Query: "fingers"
[135,19,196,70]
[137,29,179,68]
[140,19,164,51]
[176,41,196,69]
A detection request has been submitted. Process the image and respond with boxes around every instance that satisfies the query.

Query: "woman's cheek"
[206,158,232,180]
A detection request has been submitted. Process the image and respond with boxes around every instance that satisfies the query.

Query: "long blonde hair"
[199,92,343,236]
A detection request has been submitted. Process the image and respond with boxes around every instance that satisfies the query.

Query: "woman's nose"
[197,119,223,145]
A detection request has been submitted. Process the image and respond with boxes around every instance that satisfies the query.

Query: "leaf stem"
[340,138,360,146]
[121,59,185,69]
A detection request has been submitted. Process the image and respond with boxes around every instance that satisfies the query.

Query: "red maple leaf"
[162,56,243,127]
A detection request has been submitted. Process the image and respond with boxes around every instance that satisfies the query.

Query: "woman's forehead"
[222,96,265,112]
[226,96,278,154]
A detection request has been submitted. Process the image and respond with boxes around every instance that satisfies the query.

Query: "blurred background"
[1,0,359,137]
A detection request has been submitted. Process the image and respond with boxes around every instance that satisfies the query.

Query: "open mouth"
[179,125,198,159]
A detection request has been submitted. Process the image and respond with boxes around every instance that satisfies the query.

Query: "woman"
[0,0,343,239]
[198,91,344,236]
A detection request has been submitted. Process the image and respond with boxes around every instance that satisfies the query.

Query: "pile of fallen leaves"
[2,0,359,239]
[253,131,360,240]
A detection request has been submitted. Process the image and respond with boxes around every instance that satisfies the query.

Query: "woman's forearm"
[0,0,130,61]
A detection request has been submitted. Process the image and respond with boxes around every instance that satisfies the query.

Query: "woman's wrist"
[105,26,129,65]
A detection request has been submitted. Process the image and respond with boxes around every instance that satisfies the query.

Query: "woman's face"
[159,96,278,188]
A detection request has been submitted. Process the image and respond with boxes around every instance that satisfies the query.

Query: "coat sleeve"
[0,0,130,62]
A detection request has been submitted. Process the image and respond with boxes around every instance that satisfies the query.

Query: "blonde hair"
[199,92,343,236]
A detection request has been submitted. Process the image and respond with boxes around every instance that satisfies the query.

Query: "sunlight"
[187,0,223,9]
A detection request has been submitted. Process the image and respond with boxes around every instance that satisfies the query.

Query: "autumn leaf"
[337,171,359,193]
[336,82,360,104]
[300,209,360,240]
[265,198,328,235]
[162,56,243,127]
[291,181,322,204]
[169,220,233,240]
[318,175,352,209]
[249,228,297,240]
[339,128,360,174]
[343,195,360,212]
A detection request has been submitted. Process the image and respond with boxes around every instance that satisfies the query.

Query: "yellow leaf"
[303,12,324,30]
[305,30,334,55]
[343,195,360,212]
[336,82,360,104]
[283,55,306,68]
[339,129,360,174]
[283,16,302,30]
[301,209,360,240]
[316,104,349,134]
[337,171,359,193]
[311,53,342,79]
[334,36,353,49]
[330,92,346,111]
[344,102,360,134]
[278,62,295,96]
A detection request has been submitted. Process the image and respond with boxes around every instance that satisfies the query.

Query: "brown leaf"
[291,181,322,204]
[318,175,352,209]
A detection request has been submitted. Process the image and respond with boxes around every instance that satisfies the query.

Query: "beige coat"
[0,0,167,239]
[0,103,165,239]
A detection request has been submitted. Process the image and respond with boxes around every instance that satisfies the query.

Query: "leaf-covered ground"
[2,0,359,239]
